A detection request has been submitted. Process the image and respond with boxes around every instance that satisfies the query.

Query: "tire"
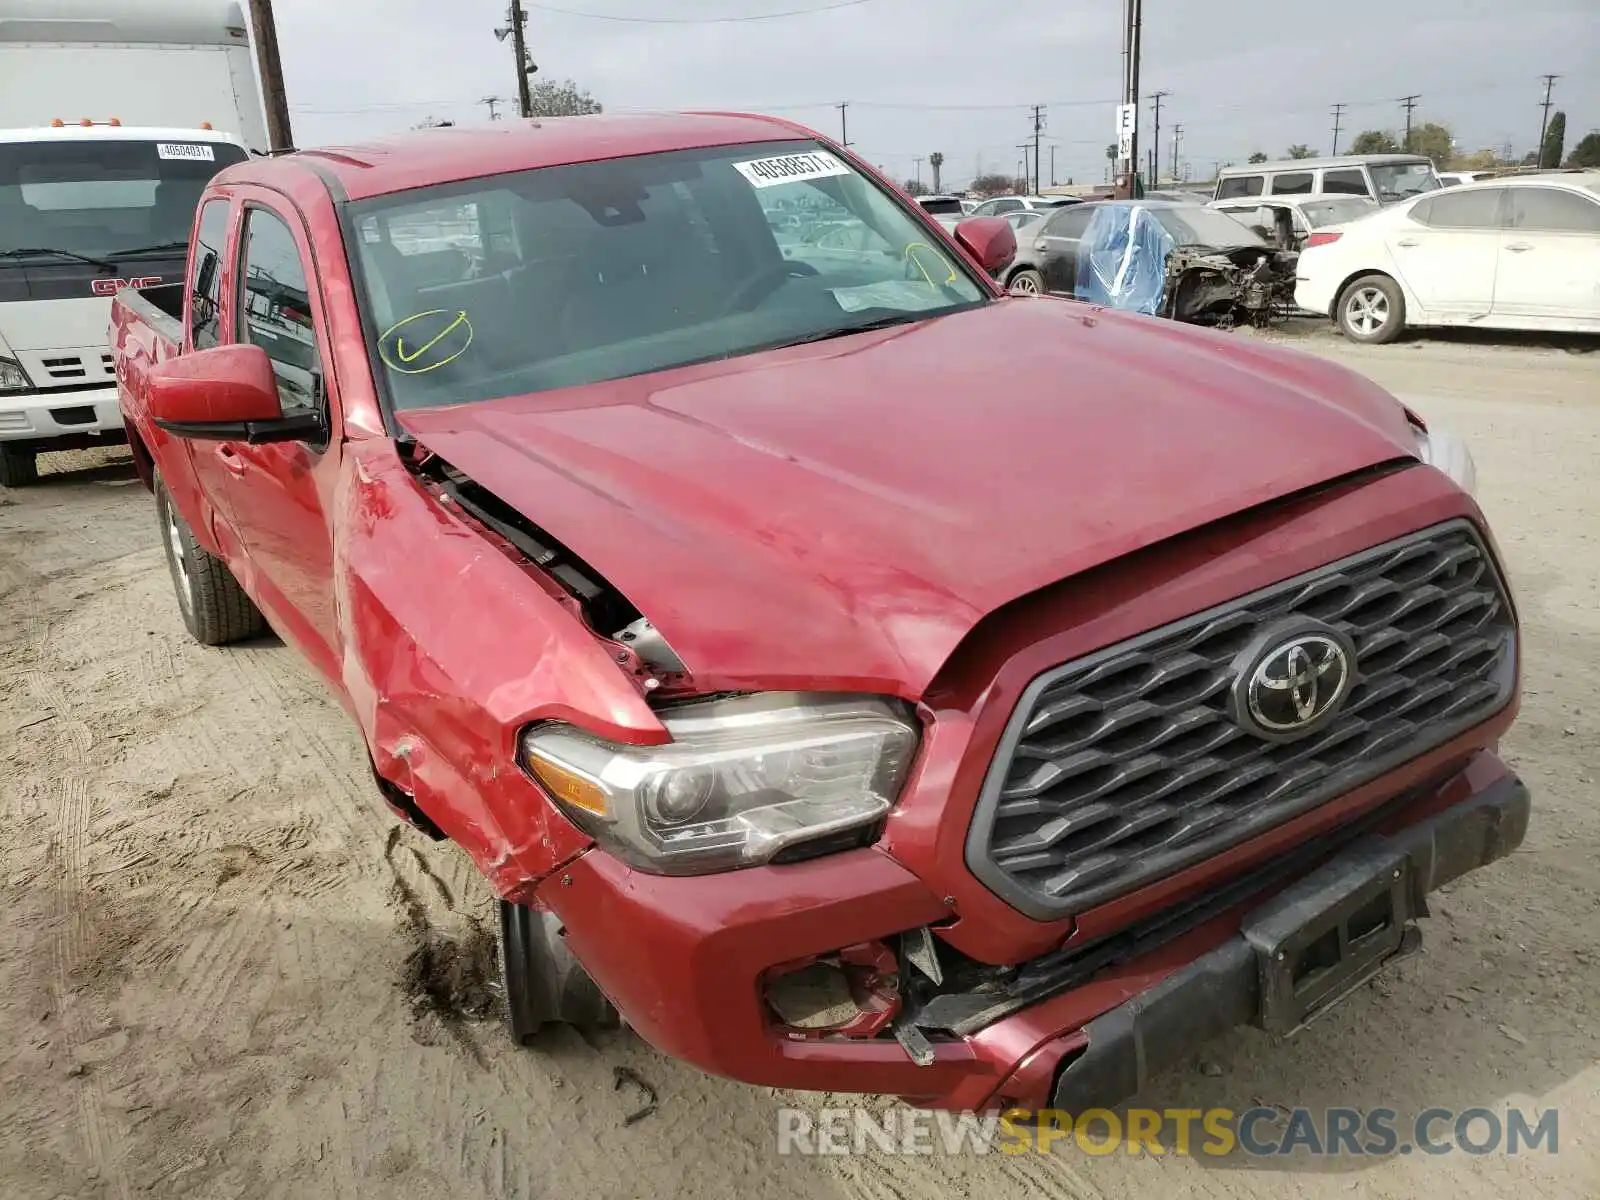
[155,479,266,646]
[1336,274,1405,345]
[0,445,38,487]
[499,900,619,1045]
[1008,268,1045,296]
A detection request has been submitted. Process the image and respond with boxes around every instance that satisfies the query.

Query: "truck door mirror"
[149,343,321,444]
[952,216,1017,274]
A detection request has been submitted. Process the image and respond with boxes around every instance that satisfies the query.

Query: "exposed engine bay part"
[613,617,686,675]
[404,448,693,696]
[1166,245,1299,326]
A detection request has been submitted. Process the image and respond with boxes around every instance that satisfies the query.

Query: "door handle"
[1396,238,1419,248]
[1505,242,1534,253]
[216,444,246,474]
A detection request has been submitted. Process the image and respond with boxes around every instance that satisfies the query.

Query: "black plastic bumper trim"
[1049,772,1530,1111]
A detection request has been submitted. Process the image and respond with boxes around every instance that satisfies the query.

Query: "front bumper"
[0,385,125,446]
[539,749,1528,1112]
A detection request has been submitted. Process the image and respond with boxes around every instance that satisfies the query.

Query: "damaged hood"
[398,299,1420,698]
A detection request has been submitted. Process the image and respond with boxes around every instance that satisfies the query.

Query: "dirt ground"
[2,328,1596,1200]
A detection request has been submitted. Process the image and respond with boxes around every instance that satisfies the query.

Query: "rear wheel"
[0,445,38,487]
[155,479,266,646]
[499,900,619,1045]
[1336,274,1405,345]
[1008,268,1045,296]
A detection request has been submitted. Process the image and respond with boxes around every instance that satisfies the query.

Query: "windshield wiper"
[0,246,117,270]
[782,312,930,348]
[108,240,190,258]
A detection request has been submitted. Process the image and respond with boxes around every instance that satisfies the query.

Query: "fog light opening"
[764,940,901,1038]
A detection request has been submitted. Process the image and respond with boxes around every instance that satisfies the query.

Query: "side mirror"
[149,343,320,443]
[953,216,1018,275]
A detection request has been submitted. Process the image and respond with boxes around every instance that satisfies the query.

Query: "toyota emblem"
[1232,625,1356,740]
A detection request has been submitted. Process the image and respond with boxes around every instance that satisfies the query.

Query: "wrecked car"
[112,113,1527,1114]
[1075,200,1300,324]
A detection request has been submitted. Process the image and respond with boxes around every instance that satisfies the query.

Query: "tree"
[1349,129,1400,154]
[414,116,455,128]
[902,178,929,196]
[929,151,944,194]
[1449,148,1499,172]
[1567,131,1600,169]
[528,78,602,118]
[1406,122,1454,167]
[1286,144,1315,159]
[1540,111,1566,169]
[1248,151,1268,164]
[971,173,1016,198]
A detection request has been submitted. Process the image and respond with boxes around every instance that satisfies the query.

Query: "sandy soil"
[2,331,1597,1199]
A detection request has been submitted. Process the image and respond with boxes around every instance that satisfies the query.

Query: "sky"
[276,0,1599,190]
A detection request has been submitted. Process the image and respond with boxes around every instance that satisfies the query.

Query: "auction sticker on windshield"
[733,151,850,189]
[157,143,217,161]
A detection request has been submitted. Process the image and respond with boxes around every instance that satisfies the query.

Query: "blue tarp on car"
[1075,204,1174,316]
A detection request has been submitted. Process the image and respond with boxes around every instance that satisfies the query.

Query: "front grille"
[41,355,87,380]
[965,520,1516,919]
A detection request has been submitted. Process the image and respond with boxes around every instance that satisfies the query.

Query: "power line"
[1536,74,1559,167]
[526,0,874,22]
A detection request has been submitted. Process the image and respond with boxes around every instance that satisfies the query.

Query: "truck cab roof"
[275,112,821,202]
[0,124,247,148]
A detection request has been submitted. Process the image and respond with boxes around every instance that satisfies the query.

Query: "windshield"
[1370,161,1441,203]
[1153,206,1267,247]
[350,139,987,411]
[1300,198,1377,227]
[0,138,247,260]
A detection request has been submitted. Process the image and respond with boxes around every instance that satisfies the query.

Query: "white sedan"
[1295,171,1600,343]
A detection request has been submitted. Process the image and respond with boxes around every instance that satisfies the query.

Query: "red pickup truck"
[111,114,1527,1114]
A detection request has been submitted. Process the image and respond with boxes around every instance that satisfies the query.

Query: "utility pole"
[836,102,849,147]
[1171,123,1183,181]
[246,0,293,151]
[1049,144,1056,186]
[1330,102,1345,156]
[1398,94,1420,151]
[1030,103,1045,197]
[1016,143,1033,193]
[912,156,923,189]
[1118,0,1143,197]
[1536,74,1559,167]
[493,2,535,118]
[1148,89,1168,182]
[480,96,509,121]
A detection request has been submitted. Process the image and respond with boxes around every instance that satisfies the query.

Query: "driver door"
[1036,206,1096,294]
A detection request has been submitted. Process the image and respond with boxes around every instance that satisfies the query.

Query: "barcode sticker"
[732,151,849,189]
[156,143,216,162]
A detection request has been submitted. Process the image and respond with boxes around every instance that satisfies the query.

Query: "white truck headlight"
[1412,425,1476,496]
[0,358,32,394]
[522,693,918,875]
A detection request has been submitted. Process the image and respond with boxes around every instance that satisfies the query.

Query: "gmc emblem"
[92,276,164,296]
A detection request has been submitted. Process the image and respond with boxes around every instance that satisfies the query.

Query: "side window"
[1269,172,1314,196]
[1216,175,1263,199]
[1323,169,1368,196]
[1509,188,1600,233]
[1044,206,1095,239]
[188,198,230,349]
[1417,189,1505,230]
[237,208,322,415]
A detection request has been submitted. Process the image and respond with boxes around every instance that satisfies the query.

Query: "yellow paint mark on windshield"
[903,242,958,287]
[379,309,474,375]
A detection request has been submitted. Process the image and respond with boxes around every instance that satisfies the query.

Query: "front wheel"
[1337,274,1405,345]
[499,900,619,1045]
[0,445,38,487]
[1008,268,1045,296]
[155,479,266,646]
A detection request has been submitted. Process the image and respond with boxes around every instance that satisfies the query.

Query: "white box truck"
[0,2,266,484]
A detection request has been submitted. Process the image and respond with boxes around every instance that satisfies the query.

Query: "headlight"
[521,693,918,875]
[1411,424,1476,495]
[0,357,32,394]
